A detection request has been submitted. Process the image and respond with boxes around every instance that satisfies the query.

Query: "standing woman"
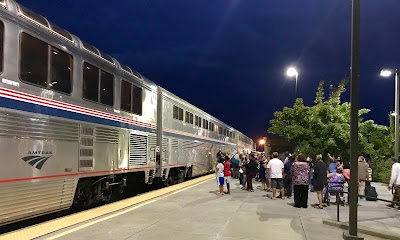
[291,154,310,208]
[259,155,267,191]
[313,154,327,209]
[245,154,257,192]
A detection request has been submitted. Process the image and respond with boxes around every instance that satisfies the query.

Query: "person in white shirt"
[216,158,225,195]
[267,152,285,200]
[388,157,400,208]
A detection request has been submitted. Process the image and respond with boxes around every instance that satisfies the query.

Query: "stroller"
[323,173,345,206]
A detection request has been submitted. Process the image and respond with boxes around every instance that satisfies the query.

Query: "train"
[0,0,254,226]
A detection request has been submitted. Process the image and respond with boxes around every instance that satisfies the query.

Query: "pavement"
[32,177,400,240]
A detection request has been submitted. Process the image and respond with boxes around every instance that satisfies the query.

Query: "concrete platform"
[30,178,391,240]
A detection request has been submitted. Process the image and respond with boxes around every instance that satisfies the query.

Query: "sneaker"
[240,185,243,188]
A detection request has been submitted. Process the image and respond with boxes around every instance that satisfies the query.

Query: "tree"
[268,80,389,163]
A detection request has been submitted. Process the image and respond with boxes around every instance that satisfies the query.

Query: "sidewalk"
[36,177,388,240]
[321,182,400,238]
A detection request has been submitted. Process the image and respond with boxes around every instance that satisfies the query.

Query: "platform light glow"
[259,139,265,145]
[380,69,393,77]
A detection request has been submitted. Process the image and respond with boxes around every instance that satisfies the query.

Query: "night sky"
[17,0,400,141]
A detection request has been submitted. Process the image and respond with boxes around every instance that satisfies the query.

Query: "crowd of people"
[215,150,374,209]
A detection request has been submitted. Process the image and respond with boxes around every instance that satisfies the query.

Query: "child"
[216,157,225,195]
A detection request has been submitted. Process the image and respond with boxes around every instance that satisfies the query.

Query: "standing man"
[388,157,400,208]
[357,156,369,199]
[267,152,285,200]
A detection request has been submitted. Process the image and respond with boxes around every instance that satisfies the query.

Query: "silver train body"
[0,0,254,226]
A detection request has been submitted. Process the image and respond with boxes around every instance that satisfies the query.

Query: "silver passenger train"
[0,0,254,225]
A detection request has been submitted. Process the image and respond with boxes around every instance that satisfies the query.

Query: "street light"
[286,67,299,99]
[380,69,399,161]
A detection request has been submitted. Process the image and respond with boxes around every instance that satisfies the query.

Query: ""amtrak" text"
[28,151,52,155]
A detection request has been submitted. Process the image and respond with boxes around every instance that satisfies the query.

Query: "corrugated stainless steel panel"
[95,126,119,144]
[182,139,203,149]
[0,177,77,225]
[148,134,157,149]
[129,133,148,166]
[162,137,168,162]
[171,138,178,149]
[79,125,94,171]
[147,134,157,162]
[0,111,79,141]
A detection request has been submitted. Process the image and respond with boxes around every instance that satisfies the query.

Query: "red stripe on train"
[0,87,155,128]
[0,164,190,183]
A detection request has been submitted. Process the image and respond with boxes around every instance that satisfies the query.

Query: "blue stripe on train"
[0,96,233,146]
[0,96,156,133]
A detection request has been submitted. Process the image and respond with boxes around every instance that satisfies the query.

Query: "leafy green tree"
[268,80,389,164]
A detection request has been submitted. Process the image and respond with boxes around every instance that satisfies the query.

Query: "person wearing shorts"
[216,157,225,195]
[267,152,285,200]
[224,155,232,194]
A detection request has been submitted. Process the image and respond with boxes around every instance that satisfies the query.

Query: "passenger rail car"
[0,0,254,226]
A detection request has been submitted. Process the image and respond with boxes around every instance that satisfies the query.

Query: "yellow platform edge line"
[0,174,214,240]
[45,179,209,240]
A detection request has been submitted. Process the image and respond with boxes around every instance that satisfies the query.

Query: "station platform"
[2,175,399,240]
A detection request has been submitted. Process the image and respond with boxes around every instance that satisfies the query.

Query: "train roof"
[4,0,158,89]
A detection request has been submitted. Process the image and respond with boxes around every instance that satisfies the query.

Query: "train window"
[219,126,223,135]
[195,116,201,127]
[229,131,233,138]
[120,80,142,115]
[19,5,49,27]
[100,70,114,106]
[49,46,72,94]
[173,106,183,121]
[20,33,48,87]
[100,51,114,64]
[81,41,99,55]
[131,84,142,115]
[202,119,208,129]
[50,23,73,41]
[209,122,214,132]
[173,106,179,119]
[120,80,131,112]
[83,62,99,102]
[214,124,218,133]
[185,111,193,124]
[178,108,183,121]
[0,21,3,73]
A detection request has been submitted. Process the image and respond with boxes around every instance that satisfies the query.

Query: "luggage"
[365,185,378,201]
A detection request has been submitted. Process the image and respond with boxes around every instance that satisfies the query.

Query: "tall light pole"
[346,0,361,239]
[380,69,399,161]
[286,67,299,99]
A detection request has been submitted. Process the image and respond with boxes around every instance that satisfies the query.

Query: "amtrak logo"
[22,151,52,170]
